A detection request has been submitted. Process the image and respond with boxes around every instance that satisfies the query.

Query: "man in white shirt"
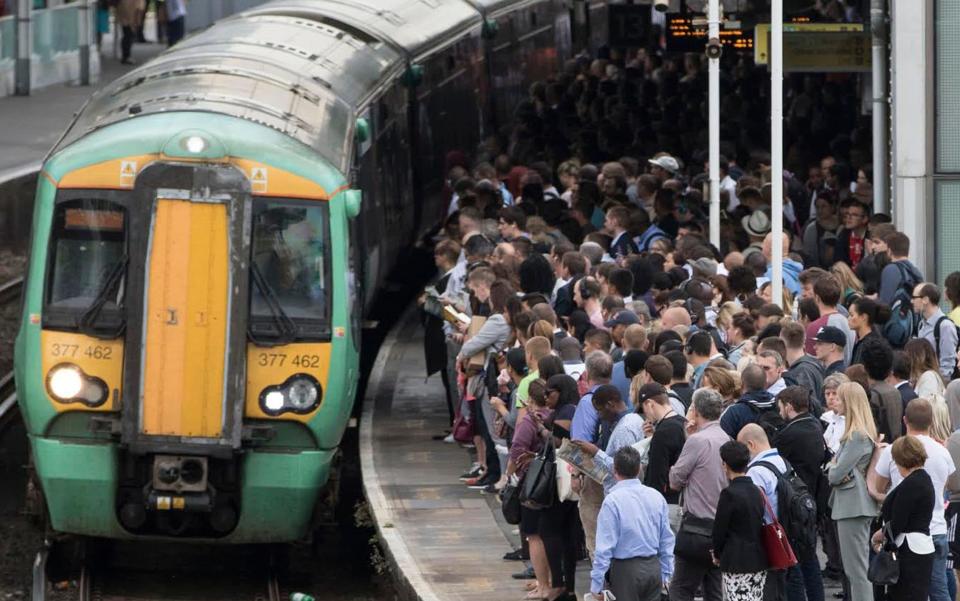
[871,398,957,601]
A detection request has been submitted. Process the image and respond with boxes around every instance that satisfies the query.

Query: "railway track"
[0,275,23,433]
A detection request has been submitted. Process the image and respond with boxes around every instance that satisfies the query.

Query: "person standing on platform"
[165,0,186,47]
[117,0,145,65]
[825,382,877,601]
[871,435,937,601]
[712,441,768,601]
[669,388,729,601]
[588,446,675,601]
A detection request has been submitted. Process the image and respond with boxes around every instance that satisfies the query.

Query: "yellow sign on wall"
[779,31,872,72]
[754,22,865,65]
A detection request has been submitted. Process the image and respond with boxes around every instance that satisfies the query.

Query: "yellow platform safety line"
[141,199,229,438]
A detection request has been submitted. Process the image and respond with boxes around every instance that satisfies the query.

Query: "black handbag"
[520,442,557,510]
[674,513,715,566]
[868,523,899,586]
[500,482,522,525]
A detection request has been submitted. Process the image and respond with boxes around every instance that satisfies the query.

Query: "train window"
[248,199,331,342]
[45,198,127,334]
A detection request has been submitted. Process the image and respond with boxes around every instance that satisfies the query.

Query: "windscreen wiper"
[76,253,128,339]
[248,261,298,347]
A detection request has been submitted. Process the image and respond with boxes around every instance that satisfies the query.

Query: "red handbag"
[452,399,475,443]
[759,489,798,570]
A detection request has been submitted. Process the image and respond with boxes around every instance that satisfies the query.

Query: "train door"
[140,195,230,438]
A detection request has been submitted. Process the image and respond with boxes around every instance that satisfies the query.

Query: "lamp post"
[771,0,784,309]
[707,0,720,250]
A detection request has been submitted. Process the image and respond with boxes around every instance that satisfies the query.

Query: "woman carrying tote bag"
[712,441,768,601]
[826,382,879,601]
[870,435,936,601]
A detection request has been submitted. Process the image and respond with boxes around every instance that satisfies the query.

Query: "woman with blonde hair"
[758,280,795,316]
[830,261,864,308]
[827,382,878,601]
[702,366,740,407]
[927,393,953,443]
[904,339,946,398]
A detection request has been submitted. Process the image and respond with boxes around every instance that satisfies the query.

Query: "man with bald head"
[660,306,692,330]
[739,423,789,600]
[723,251,745,272]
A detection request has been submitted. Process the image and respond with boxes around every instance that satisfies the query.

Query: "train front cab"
[16,118,361,542]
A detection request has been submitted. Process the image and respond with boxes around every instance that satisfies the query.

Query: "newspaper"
[556,438,610,485]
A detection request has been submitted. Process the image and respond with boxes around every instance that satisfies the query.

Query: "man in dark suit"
[891,351,919,436]
[553,251,587,318]
[604,205,639,260]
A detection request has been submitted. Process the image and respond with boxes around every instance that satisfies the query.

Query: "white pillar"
[708,0,720,250]
[78,0,93,86]
[771,0,783,309]
[870,0,888,216]
[890,0,933,276]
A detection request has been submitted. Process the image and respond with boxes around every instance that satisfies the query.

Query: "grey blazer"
[458,313,511,361]
[827,430,878,520]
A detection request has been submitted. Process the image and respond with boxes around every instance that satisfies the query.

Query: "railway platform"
[361,308,590,601]
[0,39,164,178]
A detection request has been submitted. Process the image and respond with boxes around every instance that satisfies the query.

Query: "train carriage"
[15,0,577,544]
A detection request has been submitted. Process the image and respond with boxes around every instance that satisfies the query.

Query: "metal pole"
[708,0,720,249]
[14,0,30,96]
[870,0,888,216]
[771,0,783,309]
[78,0,92,86]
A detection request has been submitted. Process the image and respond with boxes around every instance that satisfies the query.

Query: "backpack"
[882,262,920,348]
[932,315,960,380]
[754,459,819,558]
[746,402,784,444]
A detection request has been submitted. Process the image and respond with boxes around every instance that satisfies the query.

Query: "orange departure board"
[665,16,753,53]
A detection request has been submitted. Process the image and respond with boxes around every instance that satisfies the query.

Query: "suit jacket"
[827,430,878,520]
[553,278,578,318]
[775,414,827,506]
[712,476,768,574]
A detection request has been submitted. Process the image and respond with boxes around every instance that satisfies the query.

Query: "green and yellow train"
[13,0,587,542]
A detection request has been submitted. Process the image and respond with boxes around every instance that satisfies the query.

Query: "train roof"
[236,0,483,60]
[50,0,544,171]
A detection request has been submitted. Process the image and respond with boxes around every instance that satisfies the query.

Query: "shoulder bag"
[674,513,715,566]
[760,489,798,570]
[868,522,900,586]
[500,477,522,525]
[520,441,557,510]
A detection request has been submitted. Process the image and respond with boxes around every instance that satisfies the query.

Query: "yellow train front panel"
[141,198,230,438]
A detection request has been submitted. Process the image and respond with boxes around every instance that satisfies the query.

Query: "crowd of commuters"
[417,40,960,601]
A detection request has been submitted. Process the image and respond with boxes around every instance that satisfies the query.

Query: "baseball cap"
[604,309,640,328]
[813,326,846,347]
[648,155,679,174]
[637,383,668,403]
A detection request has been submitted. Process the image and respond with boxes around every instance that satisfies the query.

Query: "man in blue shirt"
[589,446,675,601]
[571,351,613,559]
[738,423,788,601]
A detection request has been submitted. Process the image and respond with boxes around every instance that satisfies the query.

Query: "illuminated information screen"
[665,15,753,53]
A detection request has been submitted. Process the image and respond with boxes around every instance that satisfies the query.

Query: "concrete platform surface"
[360,311,581,601]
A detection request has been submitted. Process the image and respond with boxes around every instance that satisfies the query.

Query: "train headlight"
[286,377,319,410]
[48,365,83,399]
[263,390,285,412]
[46,363,109,407]
[258,374,322,416]
[183,135,207,154]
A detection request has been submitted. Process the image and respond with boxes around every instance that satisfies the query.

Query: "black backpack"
[882,262,920,348]
[754,459,819,557]
[746,402,784,444]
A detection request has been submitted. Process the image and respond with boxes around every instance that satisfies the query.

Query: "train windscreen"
[248,199,330,342]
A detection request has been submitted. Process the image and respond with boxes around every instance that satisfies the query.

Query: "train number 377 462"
[50,343,113,360]
[256,353,321,368]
